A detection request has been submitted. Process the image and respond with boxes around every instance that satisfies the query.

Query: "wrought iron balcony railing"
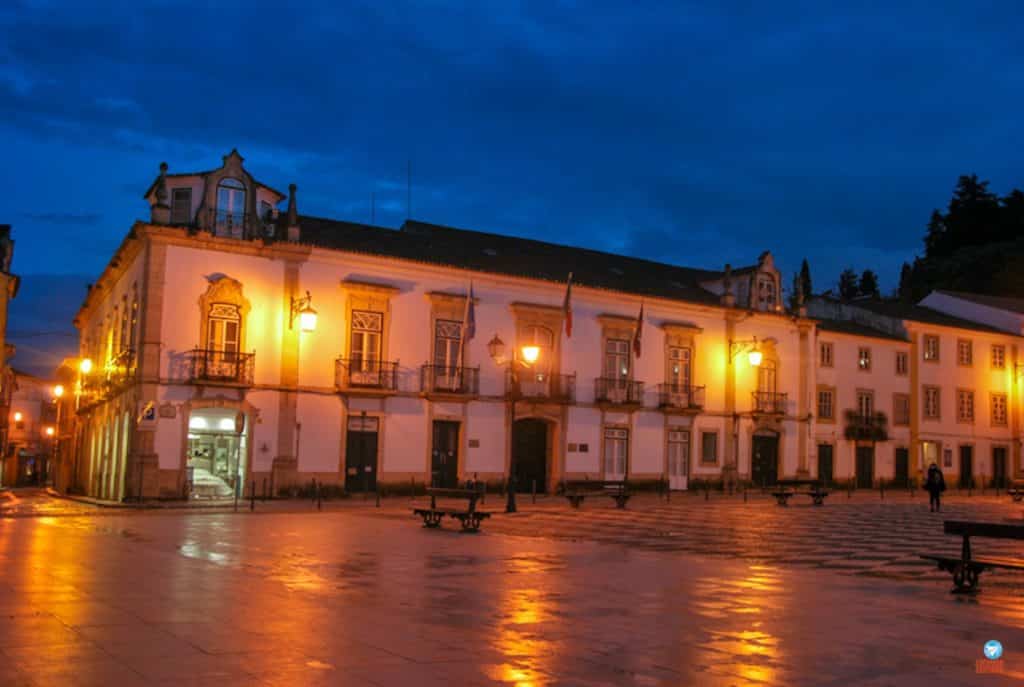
[186,349,255,385]
[336,358,399,391]
[507,370,576,403]
[752,391,788,414]
[420,365,480,395]
[657,383,705,410]
[594,377,644,405]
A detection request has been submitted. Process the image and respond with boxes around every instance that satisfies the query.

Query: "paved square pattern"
[2,489,1024,685]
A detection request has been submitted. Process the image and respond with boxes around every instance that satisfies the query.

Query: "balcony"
[205,209,276,240]
[507,370,575,404]
[186,349,255,386]
[594,377,644,407]
[752,391,787,414]
[80,350,136,405]
[843,410,889,442]
[420,365,480,397]
[336,359,399,393]
[657,384,705,412]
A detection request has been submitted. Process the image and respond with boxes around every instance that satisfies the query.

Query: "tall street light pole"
[488,334,540,514]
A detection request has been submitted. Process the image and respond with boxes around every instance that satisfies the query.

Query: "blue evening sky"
[2,1,1022,375]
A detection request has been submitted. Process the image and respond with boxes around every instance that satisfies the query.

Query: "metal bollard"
[312,478,317,504]
[532,479,536,504]
[250,480,256,512]
[847,483,852,499]
[743,487,748,503]
[705,488,709,501]
[375,488,381,508]
[262,477,267,501]
[316,482,322,511]
[880,482,884,500]
[410,476,415,500]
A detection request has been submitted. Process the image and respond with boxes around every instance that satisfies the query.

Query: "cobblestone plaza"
[2,490,1024,685]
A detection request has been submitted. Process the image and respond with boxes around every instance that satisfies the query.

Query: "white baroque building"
[65,151,1023,500]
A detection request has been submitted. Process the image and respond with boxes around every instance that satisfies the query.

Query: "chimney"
[721,263,736,307]
[150,162,171,225]
[286,183,300,242]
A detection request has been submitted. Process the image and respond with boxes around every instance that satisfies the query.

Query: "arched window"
[216,178,246,236]
[207,303,242,360]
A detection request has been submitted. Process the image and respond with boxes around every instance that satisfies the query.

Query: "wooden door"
[345,417,378,492]
[667,430,689,490]
[959,445,974,488]
[855,446,874,488]
[817,444,833,486]
[993,447,1008,489]
[894,448,909,488]
[751,434,778,487]
[431,421,459,488]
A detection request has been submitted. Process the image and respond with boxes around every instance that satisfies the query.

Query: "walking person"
[925,462,946,512]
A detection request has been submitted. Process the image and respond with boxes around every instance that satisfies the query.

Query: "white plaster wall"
[565,406,601,473]
[296,393,342,473]
[161,245,285,385]
[248,389,280,472]
[632,410,664,474]
[380,396,427,473]
[465,401,505,473]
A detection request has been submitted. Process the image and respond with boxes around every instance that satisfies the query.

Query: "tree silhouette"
[838,268,859,301]
[858,270,880,299]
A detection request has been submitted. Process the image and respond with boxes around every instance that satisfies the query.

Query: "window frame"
[992,344,1006,370]
[956,388,975,424]
[956,339,973,367]
[170,187,192,225]
[856,389,875,418]
[923,334,940,362]
[819,341,834,368]
[700,430,719,466]
[857,347,872,372]
[816,386,835,422]
[923,385,941,420]
[893,393,910,427]
[667,428,690,478]
[895,352,908,376]
[991,392,1008,427]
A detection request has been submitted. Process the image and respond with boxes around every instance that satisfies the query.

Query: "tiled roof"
[936,290,1024,315]
[297,216,732,307]
[815,318,909,343]
[852,299,1014,336]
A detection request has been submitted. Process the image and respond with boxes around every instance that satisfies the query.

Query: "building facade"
[65,151,1023,500]
[2,371,57,487]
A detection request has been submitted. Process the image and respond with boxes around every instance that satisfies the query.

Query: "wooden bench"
[1008,480,1024,502]
[412,484,491,532]
[771,479,829,506]
[920,520,1024,592]
[560,479,631,509]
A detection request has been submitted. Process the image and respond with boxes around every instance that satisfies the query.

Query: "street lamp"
[729,338,762,367]
[488,333,540,514]
[79,358,93,374]
[289,290,318,333]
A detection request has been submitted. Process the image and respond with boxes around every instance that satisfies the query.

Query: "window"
[128,285,139,355]
[819,342,833,368]
[923,386,940,419]
[893,393,910,426]
[992,345,1006,369]
[856,390,874,418]
[350,310,383,372]
[757,360,777,393]
[756,276,776,311]
[923,335,940,362]
[118,296,130,355]
[700,431,718,465]
[667,346,691,391]
[207,303,241,357]
[170,187,192,225]
[817,388,834,421]
[895,352,908,376]
[215,178,246,236]
[433,319,462,370]
[605,339,630,380]
[957,390,974,423]
[992,393,1008,426]
[857,347,871,371]
[603,427,629,476]
[957,339,973,367]
[667,430,689,478]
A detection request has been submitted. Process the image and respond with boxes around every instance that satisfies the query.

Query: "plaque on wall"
[579,443,589,453]
[468,439,480,448]
[568,443,578,452]
[159,403,176,419]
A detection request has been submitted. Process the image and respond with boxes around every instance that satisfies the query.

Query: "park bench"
[412,483,490,532]
[1007,480,1024,502]
[920,520,1024,593]
[771,479,829,506]
[560,479,631,509]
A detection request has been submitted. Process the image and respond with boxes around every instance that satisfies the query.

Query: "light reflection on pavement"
[1,489,1024,685]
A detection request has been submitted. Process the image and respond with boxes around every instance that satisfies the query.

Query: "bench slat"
[944,520,1024,540]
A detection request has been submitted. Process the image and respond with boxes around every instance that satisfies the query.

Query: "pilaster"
[275,260,302,488]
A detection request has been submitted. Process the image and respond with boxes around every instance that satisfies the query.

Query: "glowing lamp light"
[188,416,209,430]
[521,345,541,365]
[45,426,55,437]
[748,350,763,367]
[298,306,318,333]
[13,411,22,422]
[53,384,65,398]
[79,358,94,374]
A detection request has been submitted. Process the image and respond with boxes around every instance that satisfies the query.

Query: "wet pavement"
[2,489,1024,685]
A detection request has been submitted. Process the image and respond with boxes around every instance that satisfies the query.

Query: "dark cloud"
[1,0,1023,365]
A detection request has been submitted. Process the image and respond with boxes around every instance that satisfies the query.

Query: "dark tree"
[858,270,880,299]
[799,258,812,299]
[897,262,913,302]
[838,268,859,301]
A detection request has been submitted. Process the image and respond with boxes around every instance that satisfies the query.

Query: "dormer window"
[756,276,777,311]
[216,178,246,237]
[170,188,192,225]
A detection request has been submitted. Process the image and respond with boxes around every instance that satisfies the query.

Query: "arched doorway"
[186,407,247,499]
[512,418,548,493]
[751,430,779,487]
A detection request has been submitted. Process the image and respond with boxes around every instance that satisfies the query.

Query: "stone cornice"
[340,279,400,296]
